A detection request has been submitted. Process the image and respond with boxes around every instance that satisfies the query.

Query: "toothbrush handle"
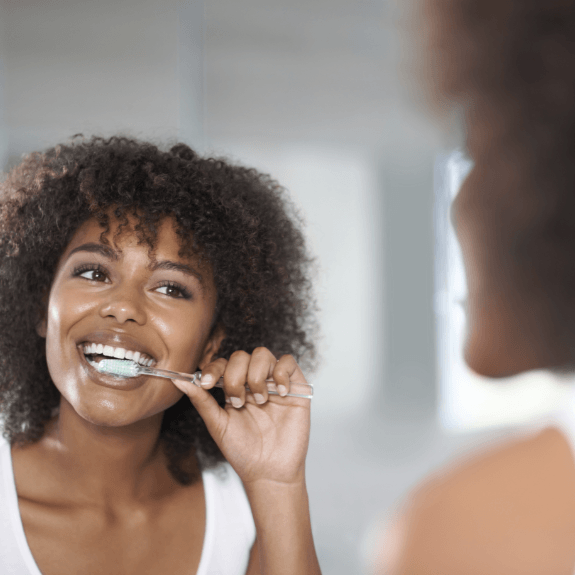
[138,366,314,399]
[138,366,200,385]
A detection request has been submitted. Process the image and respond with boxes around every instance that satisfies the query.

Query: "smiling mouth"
[82,343,156,369]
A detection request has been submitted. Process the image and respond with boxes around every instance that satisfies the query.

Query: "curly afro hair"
[0,135,317,484]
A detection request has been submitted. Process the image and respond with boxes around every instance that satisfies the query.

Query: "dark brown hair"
[420,0,575,155]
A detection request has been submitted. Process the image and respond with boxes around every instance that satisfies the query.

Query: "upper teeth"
[82,343,154,367]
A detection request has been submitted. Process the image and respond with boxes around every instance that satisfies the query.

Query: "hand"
[171,348,311,486]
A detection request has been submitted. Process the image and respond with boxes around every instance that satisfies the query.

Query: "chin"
[83,405,144,427]
[62,389,169,429]
[463,323,556,379]
[69,401,145,427]
[463,341,519,379]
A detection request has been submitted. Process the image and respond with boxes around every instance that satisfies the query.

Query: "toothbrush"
[95,358,314,399]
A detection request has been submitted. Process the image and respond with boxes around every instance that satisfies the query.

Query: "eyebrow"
[149,260,203,282]
[66,242,203,282]
[67,243,119,261]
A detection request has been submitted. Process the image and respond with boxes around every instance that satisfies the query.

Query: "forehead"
[65,215,184,258]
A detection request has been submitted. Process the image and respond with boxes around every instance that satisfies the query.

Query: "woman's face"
[41,214,221,427]
[451,161,570,377]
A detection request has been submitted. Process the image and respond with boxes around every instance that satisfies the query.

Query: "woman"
[378,1,575,573]
[0,136,322,575]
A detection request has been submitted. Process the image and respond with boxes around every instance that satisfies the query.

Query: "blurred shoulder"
[381,427,575,575]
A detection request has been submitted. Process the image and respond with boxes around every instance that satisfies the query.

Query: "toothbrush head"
[97,359,140,378]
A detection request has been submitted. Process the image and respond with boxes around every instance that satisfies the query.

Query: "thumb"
[172,379,228,442]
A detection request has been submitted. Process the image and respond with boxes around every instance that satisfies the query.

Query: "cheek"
[46,281,92,336]
[162,327,209,372]
[44,293,70,372]
[152,308,215,372]
[43,285,96,388]
[45,288,82,347]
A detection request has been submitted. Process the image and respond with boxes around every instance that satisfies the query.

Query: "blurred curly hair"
[0,135,317,484]
[421,0,575,368]
[422,0,575,158]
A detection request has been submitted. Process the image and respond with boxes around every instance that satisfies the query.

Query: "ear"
[36,291,49,338]
[198,324,226,370]
[36,317,47,338]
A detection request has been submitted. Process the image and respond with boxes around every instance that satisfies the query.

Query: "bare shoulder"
[384,427,575,575]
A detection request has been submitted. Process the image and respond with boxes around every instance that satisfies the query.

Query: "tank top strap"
[196,463,256,575]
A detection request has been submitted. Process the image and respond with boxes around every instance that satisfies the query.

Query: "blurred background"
[1,1,572,573]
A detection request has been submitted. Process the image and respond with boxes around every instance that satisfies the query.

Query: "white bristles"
[96,359,140,378]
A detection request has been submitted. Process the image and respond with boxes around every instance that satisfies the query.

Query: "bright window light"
[435,150,572,431]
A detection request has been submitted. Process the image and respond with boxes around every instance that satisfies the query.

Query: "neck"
[43,397,179,505]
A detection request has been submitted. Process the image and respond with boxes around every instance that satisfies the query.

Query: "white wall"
[208,140,384,419]
[2,0,203,163]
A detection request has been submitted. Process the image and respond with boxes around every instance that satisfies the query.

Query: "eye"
[73,265,110,283]
[155,281,191,300]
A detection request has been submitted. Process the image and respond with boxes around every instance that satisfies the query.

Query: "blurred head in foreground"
[370,4,575,575]
[421,0,575,377]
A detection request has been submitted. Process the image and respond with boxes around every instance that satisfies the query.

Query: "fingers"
[246,347,276,405]
[273,354,306,397]
[198,357,227,390]
[197,349,309,408]
[222,350,252,408]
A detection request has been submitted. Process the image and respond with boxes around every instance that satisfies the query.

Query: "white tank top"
[0,437,256,575]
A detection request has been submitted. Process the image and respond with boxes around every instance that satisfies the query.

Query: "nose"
[98,285,147,325]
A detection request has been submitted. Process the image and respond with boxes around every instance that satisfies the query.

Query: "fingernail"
[200,374,213,387]
[231,397,243,408]
[253,393,266,404]
[277,385,287,397]
[225,397,231,404]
